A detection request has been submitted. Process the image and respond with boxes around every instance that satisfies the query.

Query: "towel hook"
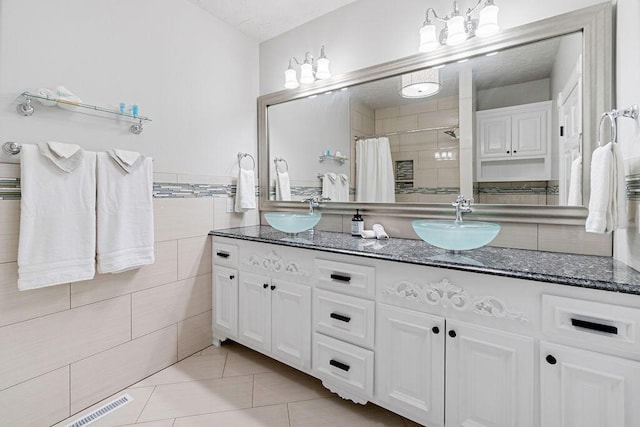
[598,112,616,147]
[237,152,255,171]
[273,157,289,173]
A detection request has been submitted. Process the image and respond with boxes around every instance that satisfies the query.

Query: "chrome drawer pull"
[216,251,230,258]
[329,359,350,372]
[571,318,618,335]
[330,273,351,283]
[330,312,351,323]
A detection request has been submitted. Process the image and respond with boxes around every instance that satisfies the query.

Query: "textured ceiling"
[187,0,358,42]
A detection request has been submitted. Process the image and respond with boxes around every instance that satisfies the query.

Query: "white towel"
[235,168,256,212]
[48,141,81,158]
[113,148,141,166]
[96,152,155,273]
[38,142,84,173]
[17,144,96,290]
[322,172,339,201]
[567,155,582,206]
[585,142,627,233]
[107,149,143,174]
[275,170,291,201]
[372,223,389,239]
[338,173,350,202]
[360,230,376,239]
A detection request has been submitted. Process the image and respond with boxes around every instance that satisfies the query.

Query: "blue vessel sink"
[412,220,500,251]
[264,212,321,234]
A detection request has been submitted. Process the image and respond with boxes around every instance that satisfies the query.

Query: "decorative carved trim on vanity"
[382,279,528,322]
[244,250,309,277]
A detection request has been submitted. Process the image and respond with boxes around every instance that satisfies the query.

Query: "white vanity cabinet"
[476,101,552,182]
[212,241,239,344]
[539,294,640,427]
[376,304,445,427]
[238,271,311,370]
[445,320,534,427]
[376,261,536,427]
[213,232,640,427]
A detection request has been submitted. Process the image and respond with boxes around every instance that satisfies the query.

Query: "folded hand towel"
[48,141,81,158]
[360,230,376,239]
[113,148,141,166]
[275,170,291,201]
[567,155,582,206]
[586,142,627,233]
[17,144,96,290]
[96,152,154,274]
[322,173,339,201]
[38,143,84,173]
[235,168,256,212]
[338,173,349,202]
[372,223,389,239]
[107,150,143,174]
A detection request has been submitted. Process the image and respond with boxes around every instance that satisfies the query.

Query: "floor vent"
[65,394,133,427]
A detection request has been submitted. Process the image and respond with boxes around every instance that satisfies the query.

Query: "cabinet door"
[212,265,238,339]
[512,108,548,156]
[238,272,271,352]
[478,115,512,158]
[271,278,311,370]
[376,304,445,427]
[446,320,534,427]
[541,341,640,427]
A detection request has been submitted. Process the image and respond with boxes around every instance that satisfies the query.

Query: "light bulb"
[446,15,467,46]
[300,62,314,84]
[316,57,331,79]
[476,3,500,37]
[419,22,439,52]
[284,68,299,89]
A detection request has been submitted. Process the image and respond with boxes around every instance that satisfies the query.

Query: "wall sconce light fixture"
[419,0,500,52]
[284,46,331,89]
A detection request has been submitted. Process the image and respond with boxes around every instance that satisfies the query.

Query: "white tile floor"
[56,341,422,426]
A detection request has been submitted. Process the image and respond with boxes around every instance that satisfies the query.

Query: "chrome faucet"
[452,195,473,222]
[302,196,330,213]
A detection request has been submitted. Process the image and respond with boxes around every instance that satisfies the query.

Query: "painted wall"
[259,0,607,95]
[0,1,260,425]
[0,0,259,179]
[614,0,640,271]
[477,79,551,111]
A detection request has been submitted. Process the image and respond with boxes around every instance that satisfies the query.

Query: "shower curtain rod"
[354,124,458,141]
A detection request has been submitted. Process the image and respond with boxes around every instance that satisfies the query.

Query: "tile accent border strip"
[0,179,258,200]
[628,174,640,200]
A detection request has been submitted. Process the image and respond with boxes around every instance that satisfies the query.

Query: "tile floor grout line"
[135,385,157,424]
[286,402,292,427]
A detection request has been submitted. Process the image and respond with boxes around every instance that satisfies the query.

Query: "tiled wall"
[475,181,560,205]
[378,96,460,203]
[0,165,259,426]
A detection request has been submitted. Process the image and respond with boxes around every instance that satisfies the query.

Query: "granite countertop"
[211,226,640,295]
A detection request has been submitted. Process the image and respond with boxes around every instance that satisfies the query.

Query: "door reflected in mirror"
[267,32,583,206]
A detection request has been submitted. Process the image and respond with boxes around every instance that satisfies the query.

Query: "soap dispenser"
[351,209,364,236]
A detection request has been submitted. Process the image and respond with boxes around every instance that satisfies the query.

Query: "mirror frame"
[258,3,612,225]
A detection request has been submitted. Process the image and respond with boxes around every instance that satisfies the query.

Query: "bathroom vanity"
[211,226,640,427]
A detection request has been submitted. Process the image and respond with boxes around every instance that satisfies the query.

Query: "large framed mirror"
[258,3,612,225]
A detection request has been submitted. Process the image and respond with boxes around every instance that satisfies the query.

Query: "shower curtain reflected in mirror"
[356,137,395,202]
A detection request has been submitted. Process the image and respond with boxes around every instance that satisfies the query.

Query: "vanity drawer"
[542,294,640,360]
[212,241,238,268]
[313,333,374,398]
[315,258,375,299]
[314,289,375,348]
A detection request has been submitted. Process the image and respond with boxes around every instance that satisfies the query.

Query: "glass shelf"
[17,91,151,134]
[319,154,348,164]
